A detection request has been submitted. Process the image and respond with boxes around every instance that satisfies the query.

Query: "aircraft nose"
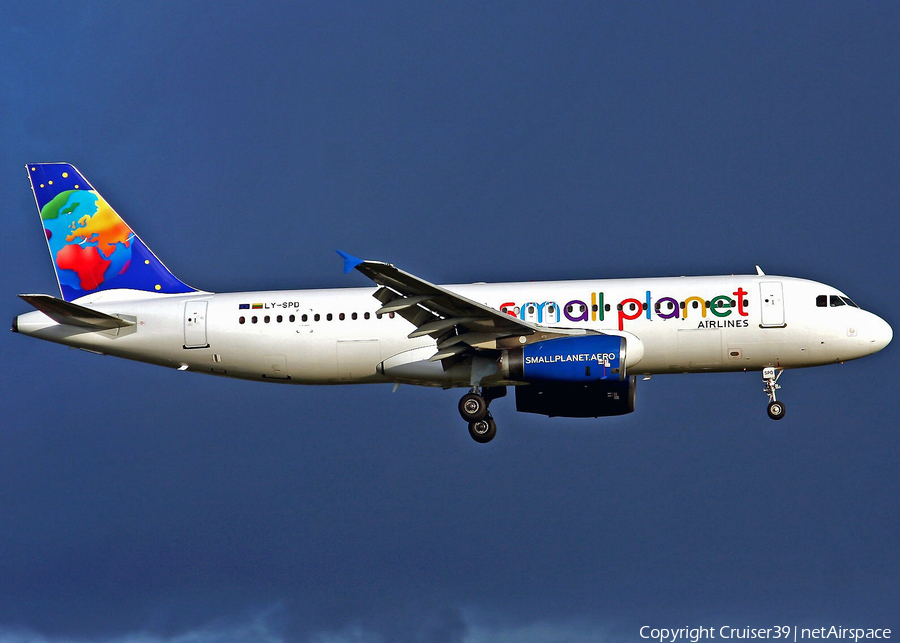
[868,315,893,355]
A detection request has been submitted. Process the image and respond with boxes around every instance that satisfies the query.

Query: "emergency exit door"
[184,301,209,348]
[759,282,786,328]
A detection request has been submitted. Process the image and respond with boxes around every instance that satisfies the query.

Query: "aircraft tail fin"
[26,163,197,301]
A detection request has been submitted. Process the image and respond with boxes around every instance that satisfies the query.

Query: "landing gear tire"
[459,393,488,422]
[767,401,786,420]
[468,415,497,443]
[762,367,786,421]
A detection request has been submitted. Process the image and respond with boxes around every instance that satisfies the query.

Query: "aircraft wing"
[339,252,590,361]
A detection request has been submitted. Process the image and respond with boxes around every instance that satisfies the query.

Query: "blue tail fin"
[27,163,196,301]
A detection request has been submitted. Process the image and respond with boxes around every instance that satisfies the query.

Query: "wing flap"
[407,316,485,339]
[355,260,551,337]
[344,258,594,367]
[376,294,433,315]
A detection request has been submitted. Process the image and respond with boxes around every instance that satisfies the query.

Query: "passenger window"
[251,316,258,324]
[352,312,358,320]
[364,312,371,320]
[264,315,270,323]
[830,295,845,307]
[339,313,345,320]
[289,314,295,322]
[314,314,320,321]
[276,315,283,323]
[327,313,333,321]
[528,306,535,314]
[239,316,245,324]
[302,314,308,322]
[592,304,598,312]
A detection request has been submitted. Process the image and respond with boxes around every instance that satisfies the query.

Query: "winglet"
[336,250,364,274]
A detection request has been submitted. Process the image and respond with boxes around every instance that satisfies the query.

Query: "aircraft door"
[183,301,209,348]
[759,282,786,328]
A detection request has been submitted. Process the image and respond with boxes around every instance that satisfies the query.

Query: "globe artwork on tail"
[42,189,133,292]
[28,163,195,301]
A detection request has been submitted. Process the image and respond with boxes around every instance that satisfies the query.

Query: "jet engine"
[502,335,626,383]
[515,377,637,417]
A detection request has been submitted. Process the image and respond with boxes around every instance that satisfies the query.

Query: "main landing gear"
[763,367,786,420]
[458,387,506,443]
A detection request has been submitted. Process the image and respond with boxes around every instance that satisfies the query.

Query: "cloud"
[0,607,622,643]
[0,607,285,643]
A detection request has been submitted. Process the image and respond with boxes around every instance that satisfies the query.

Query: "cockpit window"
[818,294,860,309]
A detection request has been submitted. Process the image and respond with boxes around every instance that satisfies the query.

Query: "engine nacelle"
[515,377,637,418]
[503,335,626,383]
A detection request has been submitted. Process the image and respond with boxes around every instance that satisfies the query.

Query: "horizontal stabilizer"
[18,294,135,330]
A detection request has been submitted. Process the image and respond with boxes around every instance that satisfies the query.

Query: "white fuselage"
[14,275,893,386]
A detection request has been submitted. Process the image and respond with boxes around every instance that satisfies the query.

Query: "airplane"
[13,163,893,443]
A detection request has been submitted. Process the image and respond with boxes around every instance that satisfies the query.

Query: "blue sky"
[1,3,898,642]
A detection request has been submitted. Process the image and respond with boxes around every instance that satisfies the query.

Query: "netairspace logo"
[640,626,892,643]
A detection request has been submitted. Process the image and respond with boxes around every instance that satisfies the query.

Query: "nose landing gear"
[458,387,506,442]
[763,367,786,420]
